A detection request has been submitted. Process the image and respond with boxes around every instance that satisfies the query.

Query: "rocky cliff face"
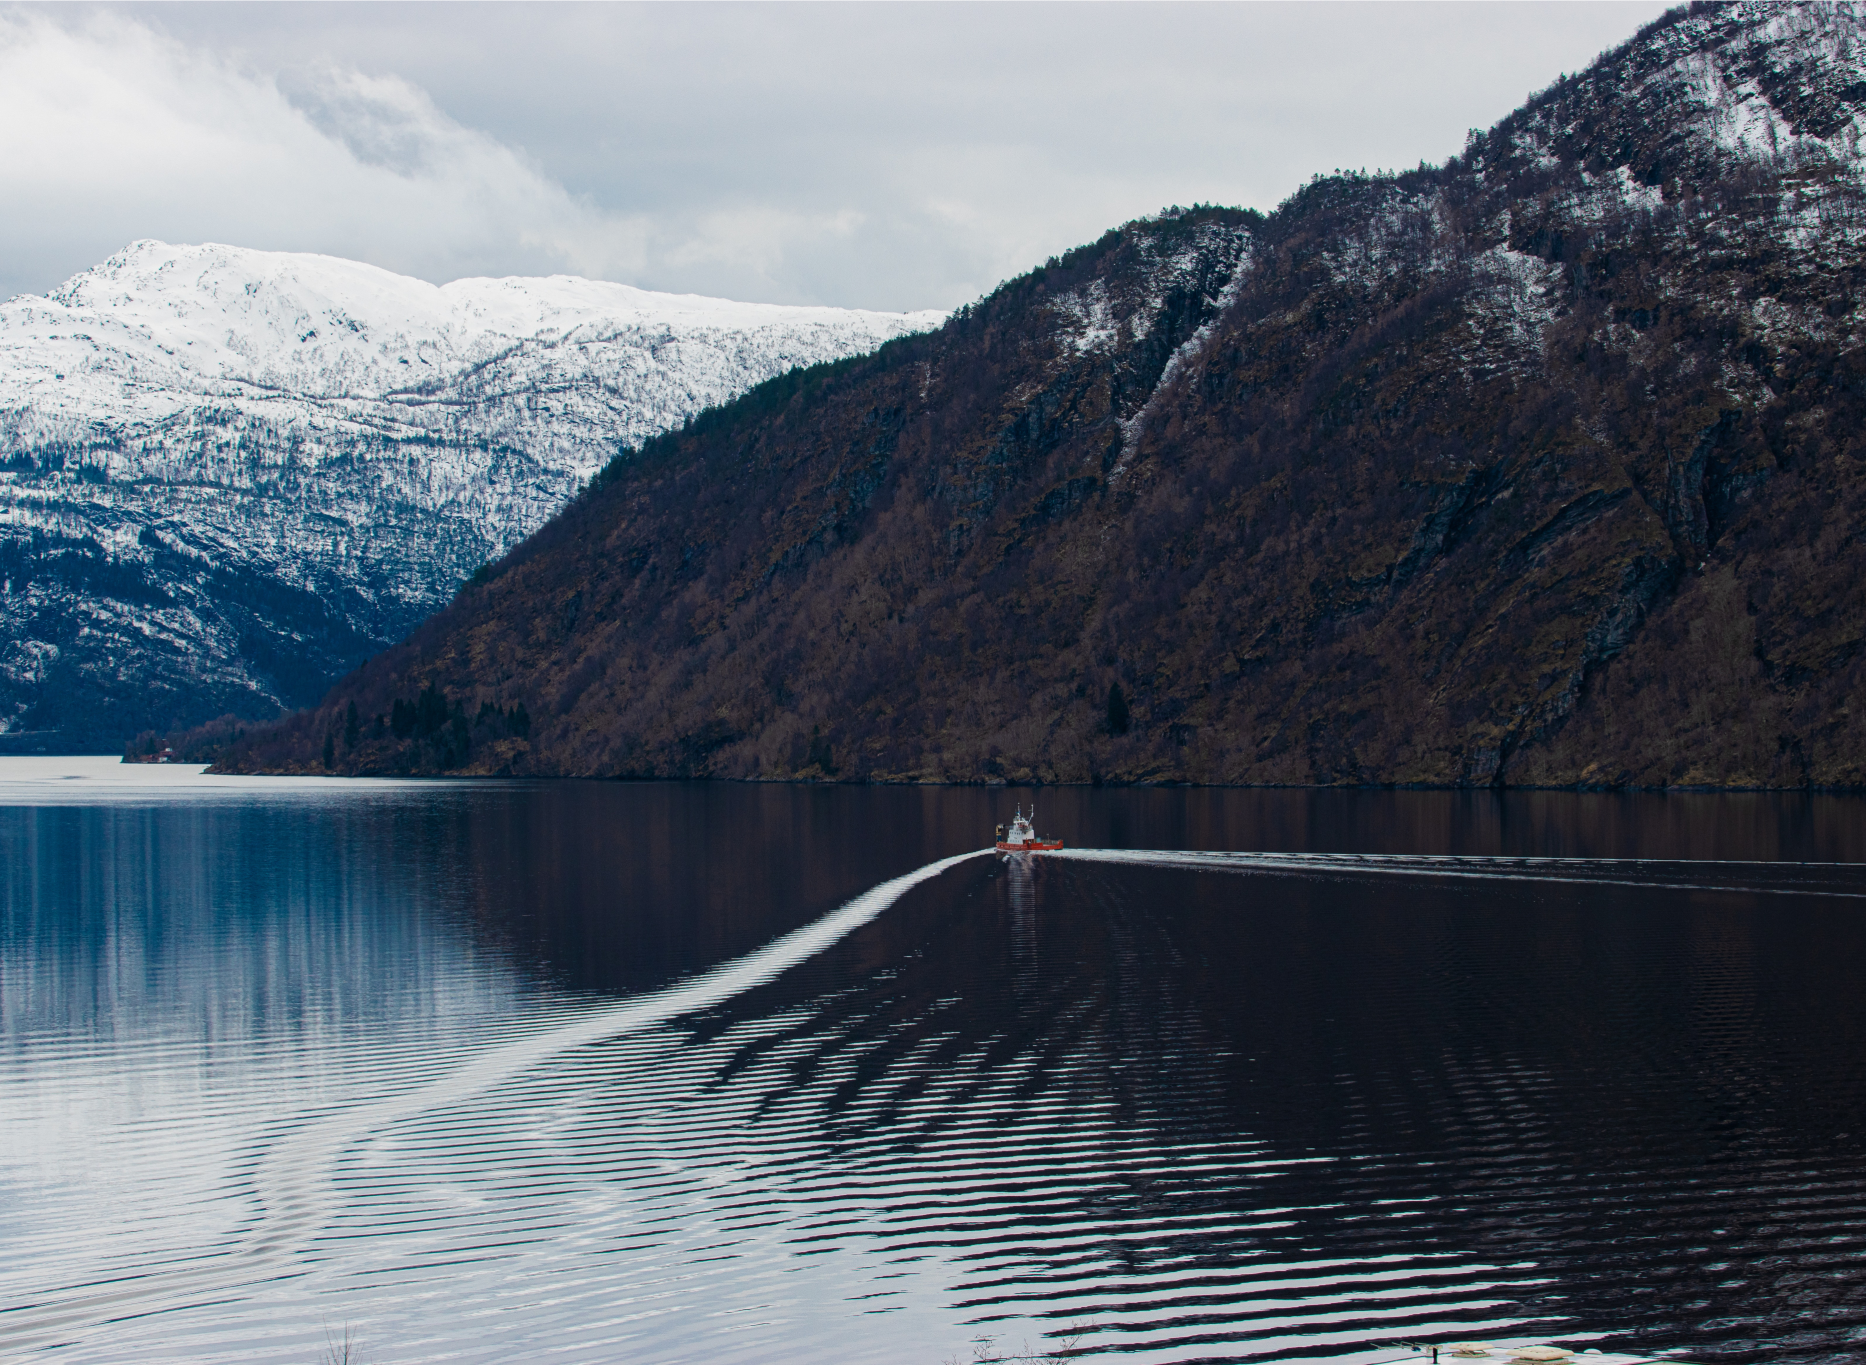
[0,241,939,750]
[224,2,1866,789]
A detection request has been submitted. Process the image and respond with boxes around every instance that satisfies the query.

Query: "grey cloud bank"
[6,2,1669,310]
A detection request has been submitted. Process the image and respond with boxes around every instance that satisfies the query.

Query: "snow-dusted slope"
[0,242,942,749]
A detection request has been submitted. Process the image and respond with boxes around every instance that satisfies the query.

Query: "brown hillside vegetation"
[221,3,1866,788]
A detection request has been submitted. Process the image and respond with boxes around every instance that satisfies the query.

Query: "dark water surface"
[5,770,1866,1363]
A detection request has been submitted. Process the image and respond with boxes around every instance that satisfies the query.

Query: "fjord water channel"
[4,765,1866,1364]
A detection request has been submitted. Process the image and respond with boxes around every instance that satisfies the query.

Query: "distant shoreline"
[211,766,1866,795]
[7,752,1860,795]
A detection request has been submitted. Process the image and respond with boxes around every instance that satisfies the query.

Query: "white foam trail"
[0,848,992,1353]
[1052,848,1866,898]
[247,848,990,1250]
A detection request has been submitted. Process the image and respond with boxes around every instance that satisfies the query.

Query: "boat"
[995,806,1063,854]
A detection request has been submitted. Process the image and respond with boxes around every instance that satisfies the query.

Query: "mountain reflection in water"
[3,774,1866,1364]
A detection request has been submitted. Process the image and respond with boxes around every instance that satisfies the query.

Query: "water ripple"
[8,827,1866,1361]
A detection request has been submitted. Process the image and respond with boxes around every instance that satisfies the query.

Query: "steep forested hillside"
[223,2,1866,788]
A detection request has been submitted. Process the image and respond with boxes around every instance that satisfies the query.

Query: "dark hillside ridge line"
[219,1,1866,790]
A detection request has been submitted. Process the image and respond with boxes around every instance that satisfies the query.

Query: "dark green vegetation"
[221,4,1866,788]
[123,713,250,765]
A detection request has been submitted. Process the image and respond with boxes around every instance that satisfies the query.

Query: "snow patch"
[1109,242,1254,485]
[1050,280,1116,355]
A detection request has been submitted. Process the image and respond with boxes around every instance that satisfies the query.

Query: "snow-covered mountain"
[0,241,942,750]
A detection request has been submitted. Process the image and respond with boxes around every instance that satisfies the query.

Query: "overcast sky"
[1,1,1670,312]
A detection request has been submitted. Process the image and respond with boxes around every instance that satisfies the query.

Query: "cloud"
[0,3,1674,311]
[0,9,647,299]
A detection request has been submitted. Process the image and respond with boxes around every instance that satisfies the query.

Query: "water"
[5,762,1866,1364]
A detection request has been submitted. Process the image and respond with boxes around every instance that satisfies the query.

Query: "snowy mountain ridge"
[0,241,942,749]
[3,239,944,476]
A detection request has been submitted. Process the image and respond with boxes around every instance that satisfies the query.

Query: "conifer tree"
[1106,682,1130,736]
[806,725,836,775]
[415,684,447,738]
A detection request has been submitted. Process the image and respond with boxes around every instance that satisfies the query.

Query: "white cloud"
[0,9,648,297]
[662,206,866,291]
[0,2,1675,311]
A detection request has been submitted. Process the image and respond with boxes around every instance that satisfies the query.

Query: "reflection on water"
[4,770,1866,1363]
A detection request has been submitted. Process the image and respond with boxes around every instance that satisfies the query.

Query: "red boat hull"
[996,840,1063,853]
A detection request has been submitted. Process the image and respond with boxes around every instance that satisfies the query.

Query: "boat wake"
[1049,847,1866,898]
[0,848,993,1355]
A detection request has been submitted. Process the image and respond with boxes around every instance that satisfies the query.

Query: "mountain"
[0,241,940,751]
[222,1,1866,789]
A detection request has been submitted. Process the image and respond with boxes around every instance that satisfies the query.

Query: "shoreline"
[10,753,1866,795]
